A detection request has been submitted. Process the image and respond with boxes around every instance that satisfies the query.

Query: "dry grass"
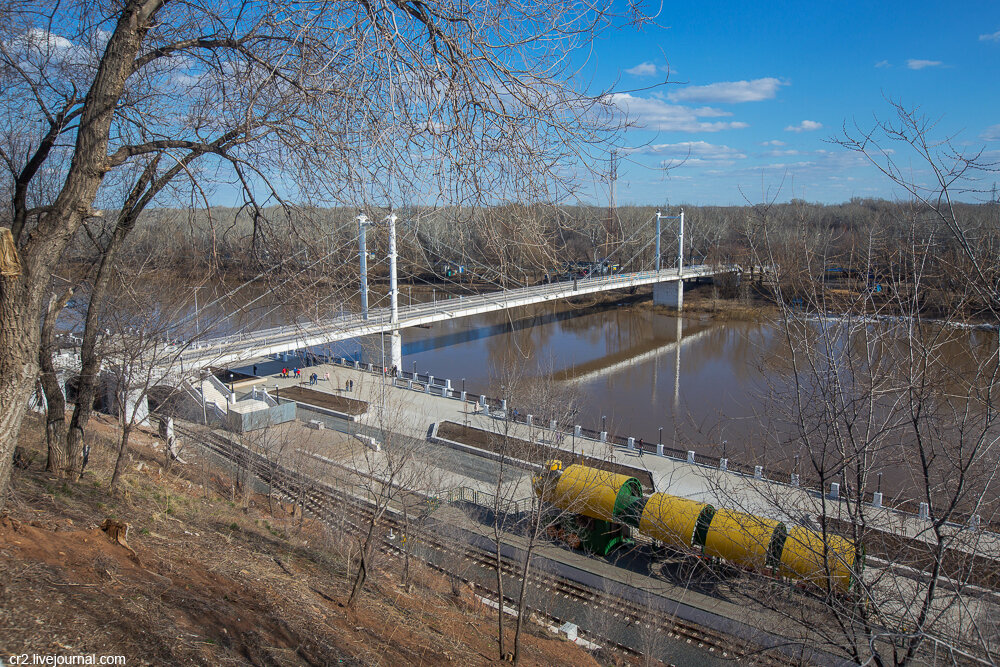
[1,413,631,667]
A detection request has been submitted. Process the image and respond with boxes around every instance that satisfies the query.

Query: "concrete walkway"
[235,356,999,559]
[221,355,997,664]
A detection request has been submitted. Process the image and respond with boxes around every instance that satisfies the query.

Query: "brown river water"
[185,283,998,500]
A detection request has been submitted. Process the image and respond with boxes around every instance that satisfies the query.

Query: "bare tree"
[726,103,1000,665]
[0,0,654,510]
[472,354,595,663]
[343,363,444,608]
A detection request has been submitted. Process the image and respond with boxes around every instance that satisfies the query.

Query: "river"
[340,299,777,461]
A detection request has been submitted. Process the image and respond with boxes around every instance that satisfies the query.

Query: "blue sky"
[580,1,1000,205]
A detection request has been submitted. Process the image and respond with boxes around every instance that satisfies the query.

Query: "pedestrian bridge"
[176,264,733,372]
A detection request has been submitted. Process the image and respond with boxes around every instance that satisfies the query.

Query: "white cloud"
[875,60,891,68]
[610,93,749,132]
[5,28,74,58]
[637,141,747,161]
[4,28,102,69]
[906,59,942,70]
[979,30,1000,42]
[764,149,803,157]
[667,77,786,104]
[625,61,659,77]
[722,149,872,179]
[760,140,786,146]
[981,124,1000,141]
[785,120,823,133]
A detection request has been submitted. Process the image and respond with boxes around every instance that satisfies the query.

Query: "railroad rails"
[177,423,796,665]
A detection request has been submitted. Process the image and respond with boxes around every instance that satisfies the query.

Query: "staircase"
[198,375,233,415]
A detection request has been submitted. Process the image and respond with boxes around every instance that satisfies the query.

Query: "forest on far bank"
[77,198,1000,277]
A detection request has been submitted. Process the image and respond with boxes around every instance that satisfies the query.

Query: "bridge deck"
[180,265,729,370]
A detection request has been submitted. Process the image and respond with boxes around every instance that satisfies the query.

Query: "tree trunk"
[513,502,545,666]
[110,422,133,491]
[401,505,411,587]
[41,377,68,476]
[347,544,371,608]
[495,548,505,659]
[40,290,74,476]
[0,0,164,510]
[66,240,123,478]
[0,285,40,505]
[512,550,534,665]
[65,181,154,477]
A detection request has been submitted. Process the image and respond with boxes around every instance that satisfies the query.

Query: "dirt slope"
[2,414,636,667]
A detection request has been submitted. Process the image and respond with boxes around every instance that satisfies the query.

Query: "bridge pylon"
[387,213,402,371]
[358,213,372,320]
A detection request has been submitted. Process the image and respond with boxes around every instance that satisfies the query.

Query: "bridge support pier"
[390,331,402,372]
[653,280,684,310]
[109,385,149,427]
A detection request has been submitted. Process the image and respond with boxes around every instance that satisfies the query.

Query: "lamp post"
[658,427,663,446]
[601,415,606,435]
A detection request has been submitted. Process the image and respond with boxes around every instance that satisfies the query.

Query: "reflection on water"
[343,302,776,456]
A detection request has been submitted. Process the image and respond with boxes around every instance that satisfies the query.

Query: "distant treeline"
[74,199,1000,292]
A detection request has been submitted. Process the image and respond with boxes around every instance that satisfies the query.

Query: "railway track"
[178,423,800,666]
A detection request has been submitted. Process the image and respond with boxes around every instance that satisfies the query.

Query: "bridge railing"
[179,265,736,361]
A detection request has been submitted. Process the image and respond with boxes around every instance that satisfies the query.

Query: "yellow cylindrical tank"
[639,493,714,550]
[778,527,858,592]
[703,509,786,570]
[540,464,641,523]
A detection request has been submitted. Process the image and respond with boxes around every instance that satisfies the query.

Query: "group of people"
[278,367,335,386]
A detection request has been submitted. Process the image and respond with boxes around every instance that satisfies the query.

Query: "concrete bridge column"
[387,213,401,371]
[653,280,683,310]
[112,385,149,427]
[390,331,402,371]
